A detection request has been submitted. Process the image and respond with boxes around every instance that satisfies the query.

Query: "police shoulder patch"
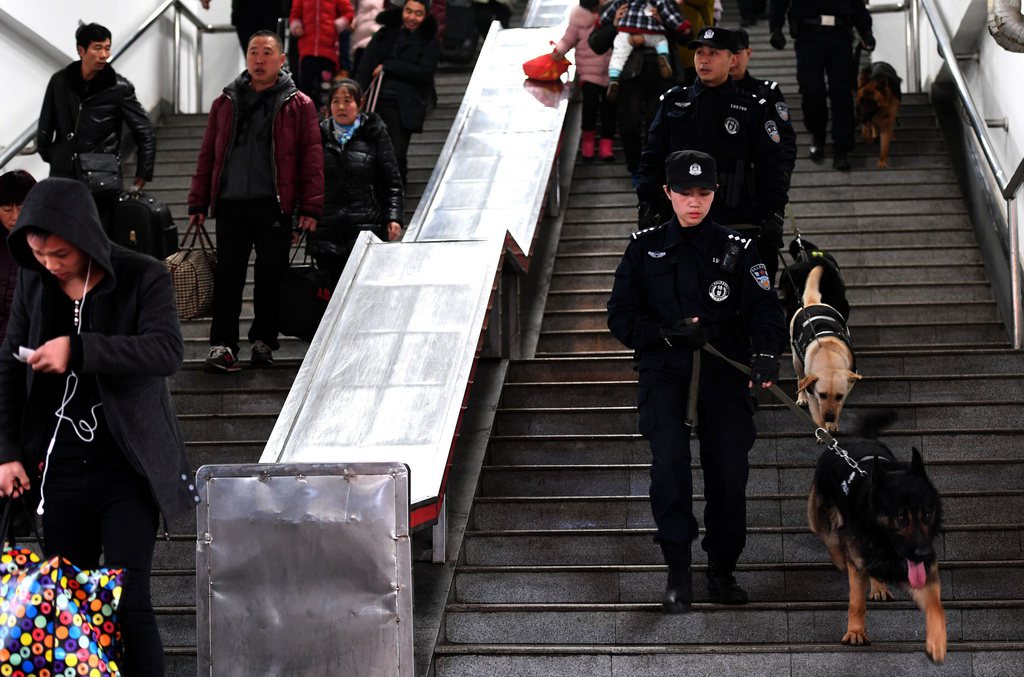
[765,120,781,143]
[750,263,771,290]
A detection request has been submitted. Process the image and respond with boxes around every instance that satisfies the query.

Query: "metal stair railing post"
[0,0,234,170]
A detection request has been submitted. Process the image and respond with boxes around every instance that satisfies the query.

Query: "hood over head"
[7,177,114,281]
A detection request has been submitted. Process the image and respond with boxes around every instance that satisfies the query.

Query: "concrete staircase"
[140,63,475,674]
[433,18,1024,677]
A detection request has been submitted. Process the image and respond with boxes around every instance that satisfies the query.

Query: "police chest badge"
[750,263,771,290]
[724,117,740,135]
[765,120,781,143]
[775,101,790,122]
[709,280,730,302]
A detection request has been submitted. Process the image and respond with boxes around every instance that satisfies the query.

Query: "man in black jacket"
[0,178,196,677]
[36,23,156,229]
[768,0,874,170]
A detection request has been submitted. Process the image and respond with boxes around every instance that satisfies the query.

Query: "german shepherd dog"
[857,62,902,169]
[808,412,946,663]
[778,240,859,433]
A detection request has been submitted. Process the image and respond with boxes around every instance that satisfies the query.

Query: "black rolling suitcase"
[112,191,179,259]
[440,0,478,63]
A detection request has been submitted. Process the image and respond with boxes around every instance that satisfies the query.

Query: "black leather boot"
[706,558,748,605]
[659,541,693,613]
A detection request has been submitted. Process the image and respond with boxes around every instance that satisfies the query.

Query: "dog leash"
[699,342,867,478]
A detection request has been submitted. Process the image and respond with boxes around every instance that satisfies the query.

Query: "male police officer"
[768,0,874,171]
[608,150,787,611]
[732,27,796,179]
[635,26,789,285]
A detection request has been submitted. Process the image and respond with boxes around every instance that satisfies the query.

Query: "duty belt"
[799,15,852,29]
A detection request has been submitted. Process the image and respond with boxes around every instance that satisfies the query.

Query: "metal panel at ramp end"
[196,463,412,677]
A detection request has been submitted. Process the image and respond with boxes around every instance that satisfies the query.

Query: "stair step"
[485,428,1024,465]
[550,263,987,287]
[499,373,1021,406]
[442,599,1024,645]
[543,281,991,308]
[476,458,1024,496]
[535,323,1010,353]
[491,401,1024,436]
[433,642,1018,677]
[471,489,1023,529]
[461,524,1024,566]
[452,561,1024,604]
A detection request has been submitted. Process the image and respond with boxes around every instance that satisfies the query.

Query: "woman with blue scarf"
[309,79,404,285]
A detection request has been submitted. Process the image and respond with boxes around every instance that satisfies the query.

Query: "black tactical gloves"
[760,211,785,248]
[749,352,779,393]
[661,318,708,350]
[769,31,786,50]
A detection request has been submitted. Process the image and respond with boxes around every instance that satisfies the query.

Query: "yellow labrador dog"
[790,265,861,433]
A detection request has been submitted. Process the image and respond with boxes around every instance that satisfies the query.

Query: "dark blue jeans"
[41,453,163,677]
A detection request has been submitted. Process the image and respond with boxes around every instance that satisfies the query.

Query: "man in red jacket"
[188,30,324,373]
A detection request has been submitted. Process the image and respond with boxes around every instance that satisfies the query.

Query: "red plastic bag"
[523,42,571,82]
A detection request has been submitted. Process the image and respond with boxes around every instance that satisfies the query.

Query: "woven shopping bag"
[165,219,217,321]
[0,495,126,676]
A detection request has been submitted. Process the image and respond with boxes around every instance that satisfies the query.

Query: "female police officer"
[607,150,786,612]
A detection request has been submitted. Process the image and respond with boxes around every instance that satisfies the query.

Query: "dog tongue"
[907,560,927,589]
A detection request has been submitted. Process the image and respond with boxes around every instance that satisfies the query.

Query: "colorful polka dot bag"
[0,547,125,677]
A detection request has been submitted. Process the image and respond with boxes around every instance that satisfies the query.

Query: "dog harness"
[791,304,855,371]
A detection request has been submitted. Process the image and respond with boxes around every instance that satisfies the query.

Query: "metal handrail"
[918,0,1023,348]
[0,0,232,170]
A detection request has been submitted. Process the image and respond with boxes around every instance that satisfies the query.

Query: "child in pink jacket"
[553,0,617,161]
[290,0,356,105]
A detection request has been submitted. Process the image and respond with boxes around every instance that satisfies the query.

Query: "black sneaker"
[251,340,274,367]
[833,152,852,171]
[204,345,240,373]
[808,142,825,162]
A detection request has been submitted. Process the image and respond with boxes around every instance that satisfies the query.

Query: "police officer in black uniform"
[768,0,874,171]
[635,26,789,286]
[732,27,797,179]
[608,150,787,611]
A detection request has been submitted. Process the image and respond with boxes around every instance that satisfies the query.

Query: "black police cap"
[735,27,750,50]
[665,150,717,192]
[688,26,740,53]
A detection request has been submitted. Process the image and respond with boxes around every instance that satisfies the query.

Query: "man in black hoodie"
[0,178,196,677]
[36,23,156,229]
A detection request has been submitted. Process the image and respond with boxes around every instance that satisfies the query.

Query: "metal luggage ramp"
[260,11,575,541]
[196,3,589,673]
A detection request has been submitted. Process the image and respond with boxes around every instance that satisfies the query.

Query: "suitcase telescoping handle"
[365,71,384,113]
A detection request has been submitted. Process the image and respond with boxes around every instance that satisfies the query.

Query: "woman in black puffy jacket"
[354,0,439,182]
[310,79,404,286]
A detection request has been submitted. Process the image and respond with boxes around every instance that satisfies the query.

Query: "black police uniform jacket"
[36,62,156,182]
[607,217,787,371]
[635,78,789,228]
[769,0,872,38]
[312,114,404,253]
[735,71,796,179]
